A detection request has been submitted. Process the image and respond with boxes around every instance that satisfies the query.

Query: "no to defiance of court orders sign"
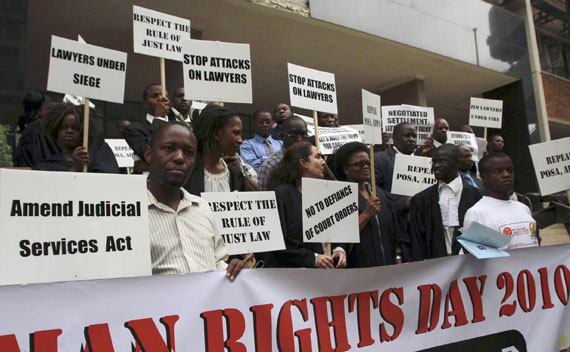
[469,97,503,129]
[529,137,570,195]
[447,131,480,162]
[288,63,338,114]
[200,192,285,255]
[133,5,191,62]
[382,105,434,145]
[104,139,135,168]
[302,178,359,243]
[306,125,362,155]
[362,89,382,145]
[391,154,437,197]
[0,169,151,286]
[47,35,127,104]
[182,39,252,103]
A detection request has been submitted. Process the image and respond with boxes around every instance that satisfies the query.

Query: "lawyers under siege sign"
[0,244,568,351]
[288,63,338,114]
[529,136,570,195]
[47,35,127,104]
[0,169,151,286]
[200,192,285,255]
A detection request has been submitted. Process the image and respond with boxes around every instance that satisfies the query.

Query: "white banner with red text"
[0,244,569,351]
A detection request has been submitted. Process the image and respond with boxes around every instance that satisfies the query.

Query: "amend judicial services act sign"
[0,169,151,285]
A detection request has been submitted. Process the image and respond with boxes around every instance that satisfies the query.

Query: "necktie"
[464,173,478,189]
[264,139,275,156]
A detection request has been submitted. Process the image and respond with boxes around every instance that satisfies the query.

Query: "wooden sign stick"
[369,144,377,197]
[82,97,90,173]
[160,57,167,98]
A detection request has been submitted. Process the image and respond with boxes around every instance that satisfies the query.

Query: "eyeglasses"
[347,160,371,168]
[283,130,309,139]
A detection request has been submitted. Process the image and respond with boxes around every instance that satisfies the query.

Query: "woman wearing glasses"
[335,142,406,268]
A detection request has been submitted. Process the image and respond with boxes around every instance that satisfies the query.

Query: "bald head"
[433,118,449,144]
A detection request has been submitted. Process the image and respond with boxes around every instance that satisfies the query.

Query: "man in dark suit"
[123,83,170,174]
[458,144,483,190]
[408,144,482,261]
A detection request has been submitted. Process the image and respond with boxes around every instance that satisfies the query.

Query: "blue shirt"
[240,134,283,170]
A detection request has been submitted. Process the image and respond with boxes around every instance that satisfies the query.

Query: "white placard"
[105,139,135,168]
[476,137,487,161]
[391,154,437,196]
[362,89,382,145]
[344,124,365,143]
[381,105,434,145]
[200,192,285,255]
[0,169,151,286]
[529,137,570,195]
[132,5,191,62]
[302,178,359,243]
[469,97,503,129]
[288,63,338,114]
[182,39,252,103]
[191,100,208,110]
[306,126,362,155]
[63,93,95,108]
[447,131,479,162]
[47,35,127,104]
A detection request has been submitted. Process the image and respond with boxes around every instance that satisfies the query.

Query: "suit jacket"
[123,119,152,159]
[183,155,246,196]
[408,179,482,261]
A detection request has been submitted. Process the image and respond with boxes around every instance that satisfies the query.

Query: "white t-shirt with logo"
[464,196,539,249]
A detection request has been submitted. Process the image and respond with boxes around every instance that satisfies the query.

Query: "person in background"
[485,134,505,155]
[17,90,45,133]
[240,108,283,170]
[459,124,474,134]
[169,87,193,125]
[458,144,483,190]
[270,103,292,140]
[123,83,169,174]
[335,142,407,267]
[35,102,118,173]
[417,118,449,157]
[117,119,130,137]
[408,144,482,260]
[144,121,250,280]
[262,141,346,268]
[463,153,538,249]
[317,111,337,128]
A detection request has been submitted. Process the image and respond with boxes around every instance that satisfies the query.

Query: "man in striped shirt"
[144,122,247,280]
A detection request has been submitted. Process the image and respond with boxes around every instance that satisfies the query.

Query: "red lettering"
[222,309,246,352]
[555,265,570,305]
[124,315,178,352]
[497,272,516,317]
[348,291,378,348]
[277,299,312,352]
[379,287,404,342]
[415,284,441,334]
[83,324,114,352]
[441,280,468,329]
[0,329,62,352]
[310,295,350,352]
[517,270,536,312]
[463,276,487,323]
[200,309,246,352]
[537,267,554,309]
[250,304,274,352]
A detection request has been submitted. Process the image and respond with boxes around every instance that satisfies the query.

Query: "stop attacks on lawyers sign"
[0,245,568,351]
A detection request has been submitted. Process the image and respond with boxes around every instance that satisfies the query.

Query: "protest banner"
[529,137,570,196]
[104,139,135,168]
[47,35,127,104]
[382,105,434,145]
[200,192,285,255]
[302,178,359,243]
[362,89,382,145]
[344,124,365,143]
[0,169,151,286]
[287,63,338,114]
[391,154,436,196]
[182,39,252,104]
[306,125,362,155]
[0,244,568,351]
[132,5,190,62]
[469,97,503,129]
[447,131,480,161]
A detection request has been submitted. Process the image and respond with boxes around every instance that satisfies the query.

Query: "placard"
[302,178,359,243]
[362,89,382,144]
[344,124,365,143]
[63,94,95,108]
[132,5,191,61]
[447,131,479,161]
[528,137,570,195]
[182,39,252,103]
[287,63,337,114]
[469,97,503,129]
[0,169,151,286]
[381,105,434,145]
[391,154,437,196]
[306,126,362,155]
[200,192,285,255]
[47,35,127,104]
[105,139,135,168]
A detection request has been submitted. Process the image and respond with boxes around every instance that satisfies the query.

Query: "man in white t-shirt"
[464,153,538,249]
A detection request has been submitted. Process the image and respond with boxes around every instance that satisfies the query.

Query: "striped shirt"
[147,188,228,275]
[257,148,285,191]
